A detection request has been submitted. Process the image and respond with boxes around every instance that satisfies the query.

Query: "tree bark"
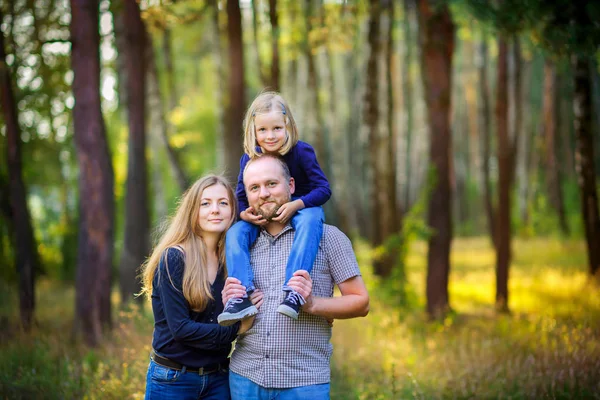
[0,9,39,331]
[119,0,150,305]
[269,0,280,90]
[251,0,268,87]
[542,59,569,235]
[70,0,115,345]
[417,0,455,319]
[148,38,189,193]
[477,37,495,247]
[495,38,512,313]
[224,0,246,182]
[573,55,600,278]
[402,0,415,211]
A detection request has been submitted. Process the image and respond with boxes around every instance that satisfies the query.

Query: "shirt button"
[265,354,269,359]
[266,332,270,337]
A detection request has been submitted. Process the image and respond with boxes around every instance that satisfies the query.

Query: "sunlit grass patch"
[332,237,600,399]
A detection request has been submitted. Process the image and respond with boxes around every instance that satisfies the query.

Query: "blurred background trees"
[1,0,600,344]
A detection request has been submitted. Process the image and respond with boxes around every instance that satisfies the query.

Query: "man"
[222,154,369,399]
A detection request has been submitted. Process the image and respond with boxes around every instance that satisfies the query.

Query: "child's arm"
[273,142,331,223]
[236,154,268,226]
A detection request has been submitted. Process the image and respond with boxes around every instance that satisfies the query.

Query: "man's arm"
[287,271,369,320]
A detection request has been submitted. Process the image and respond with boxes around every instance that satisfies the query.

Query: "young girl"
[218,91,331,326]
[140,175,262,399]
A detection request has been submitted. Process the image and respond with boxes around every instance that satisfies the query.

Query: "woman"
[140,175,262,399]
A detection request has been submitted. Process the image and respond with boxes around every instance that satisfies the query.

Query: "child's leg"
[225,220,259,292]
[277,207,324,320]
[219,221,259,326]
[282,206,324,290]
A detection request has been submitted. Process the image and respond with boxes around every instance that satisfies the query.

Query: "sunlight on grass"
[1,238,599,399]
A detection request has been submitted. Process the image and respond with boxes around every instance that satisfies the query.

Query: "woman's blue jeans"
[225,206,324,293]
[145,360,230,399]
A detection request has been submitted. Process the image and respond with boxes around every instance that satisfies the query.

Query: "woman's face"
[198,184,233,235]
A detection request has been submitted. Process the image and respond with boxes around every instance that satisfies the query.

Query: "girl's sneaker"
[218,297,258,326]
[276,290,305,320]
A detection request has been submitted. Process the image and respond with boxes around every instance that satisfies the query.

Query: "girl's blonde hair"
[243,91,299,158]
[139,175,237,312]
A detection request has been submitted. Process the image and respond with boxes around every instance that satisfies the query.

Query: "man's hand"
[240,207,268,226]
[286,270,314,312]
[272,199,305,224]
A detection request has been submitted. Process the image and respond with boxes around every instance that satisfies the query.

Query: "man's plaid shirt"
[229,223,361,388]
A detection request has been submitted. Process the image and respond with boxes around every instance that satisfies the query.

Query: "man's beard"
[256,200,283,221]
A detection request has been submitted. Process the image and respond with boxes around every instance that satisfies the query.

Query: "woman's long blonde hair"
[243,91,299,158]
[139,175,237,312]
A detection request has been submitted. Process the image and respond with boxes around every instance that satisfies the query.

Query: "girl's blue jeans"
[225,206,324,293]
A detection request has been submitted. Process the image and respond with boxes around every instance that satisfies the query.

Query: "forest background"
[1,0,600,398]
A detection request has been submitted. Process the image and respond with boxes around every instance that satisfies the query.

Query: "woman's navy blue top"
[151,247,240,368]
[235,140,332,215]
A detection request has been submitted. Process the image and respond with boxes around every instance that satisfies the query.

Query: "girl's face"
[254,110,287,154]
[197,184,232,235]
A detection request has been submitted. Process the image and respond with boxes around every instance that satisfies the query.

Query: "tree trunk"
[70,0,115,345]
[269,0,280,90]
[224,0,246,182]
[251,0,268,87]
[573,55,600,278]
[417,0,455,319]
[402,0,415,211]
[385,0,400,229]
[148,38,189,193]
[0,9,38,331]
[119,0,150,305]
[495,38,512,313]
[304,0,332,180]
[477,37,495,247]
[542,60,569,235]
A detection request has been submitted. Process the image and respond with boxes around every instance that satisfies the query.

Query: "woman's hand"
[222,277,246,305]
[272,199,305,224]
[240,207,268,226]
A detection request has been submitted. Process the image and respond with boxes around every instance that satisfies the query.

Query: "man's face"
[244,158,295,221]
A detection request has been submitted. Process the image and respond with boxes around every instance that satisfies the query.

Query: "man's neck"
[264,221,286,236]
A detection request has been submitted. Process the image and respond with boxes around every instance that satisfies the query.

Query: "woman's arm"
[157,248,240,349]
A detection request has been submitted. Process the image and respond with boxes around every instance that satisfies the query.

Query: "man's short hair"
[243,153,291,183]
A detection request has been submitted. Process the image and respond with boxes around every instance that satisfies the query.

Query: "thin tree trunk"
[119,0,150,305]
[251,0,268,87]
[366,0,395,276]
[70,0,115,344]
[224,0,246,182]
[542,59,569,235]
[385,0,400,229]
[0,9,38,331]
[402,0,415,211]
[304,0,331,179]
[162,28,177,112]
[149,39,189,192]
[417,0,455,319]
[478,37,495,247]
[573,55,600,278]
[495,38,512,313]
[269,0,280,90]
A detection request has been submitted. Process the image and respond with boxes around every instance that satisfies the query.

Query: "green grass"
[1,238,599,399]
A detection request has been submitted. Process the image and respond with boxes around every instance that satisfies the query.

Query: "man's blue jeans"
[229,371,330,400]
[145,360,230,400]
[226,207,324,293]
